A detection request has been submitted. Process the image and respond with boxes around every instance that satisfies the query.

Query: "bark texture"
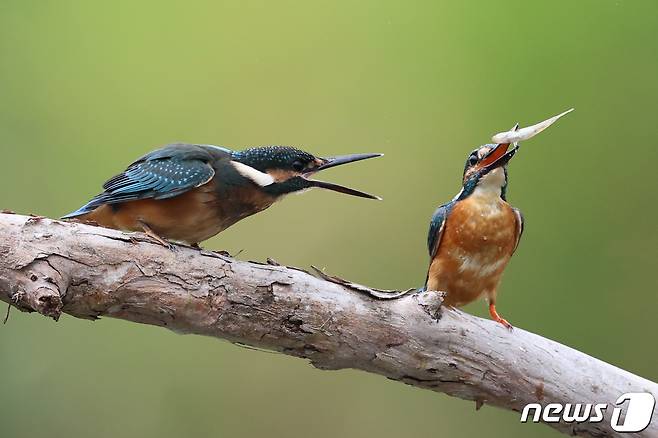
[0,212,655,437]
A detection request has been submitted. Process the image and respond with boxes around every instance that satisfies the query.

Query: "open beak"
[479,142,520,172]
[478,107,574,173]
[304,153,383,200]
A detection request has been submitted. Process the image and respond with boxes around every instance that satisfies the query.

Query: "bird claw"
[488,303,513,331]
[497,318,513,331]
[139,222,178,252]
[146,235,177,251]
[164,241,178,252]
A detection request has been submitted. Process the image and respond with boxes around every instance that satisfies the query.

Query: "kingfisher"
[424,109,573,329]
[63,144,381,247]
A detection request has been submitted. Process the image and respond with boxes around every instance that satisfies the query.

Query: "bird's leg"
[488,302,513,331]
[139,221,176,251]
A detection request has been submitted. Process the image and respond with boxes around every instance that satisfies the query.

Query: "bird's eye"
[292,160,305,172]
[468,155,478,166]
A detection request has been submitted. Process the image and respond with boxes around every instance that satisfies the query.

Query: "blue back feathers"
[63,144,223,218]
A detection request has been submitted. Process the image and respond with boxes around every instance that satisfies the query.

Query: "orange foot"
[139,221,177,251]
[489,303,513,331]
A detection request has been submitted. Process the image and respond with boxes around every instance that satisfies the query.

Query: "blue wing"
[422,201,454,290]
[427,202,454,259]
[63,144,221,218]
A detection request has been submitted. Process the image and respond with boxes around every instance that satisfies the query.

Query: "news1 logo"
[520,392,656,433]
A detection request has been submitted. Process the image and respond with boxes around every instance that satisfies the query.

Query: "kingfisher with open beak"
[425,109,573,329]
[63,144,381,247]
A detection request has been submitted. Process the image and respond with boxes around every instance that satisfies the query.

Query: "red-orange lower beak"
[478,143,511,168]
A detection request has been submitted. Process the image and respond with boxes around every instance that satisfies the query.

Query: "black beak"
[304,153,383,200]
[313,153,383,172]
[307,180,382,200]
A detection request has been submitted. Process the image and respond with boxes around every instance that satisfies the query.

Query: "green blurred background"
[1,1,657,437]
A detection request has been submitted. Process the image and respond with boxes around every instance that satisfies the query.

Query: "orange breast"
[80,180,278,244]
[427,196,517,307]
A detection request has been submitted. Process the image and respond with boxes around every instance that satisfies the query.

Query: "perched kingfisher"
[425,142,522,329]
[424,109,573,329]
[63,144,381,247]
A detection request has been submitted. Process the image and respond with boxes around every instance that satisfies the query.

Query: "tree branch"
[0,213,655,437]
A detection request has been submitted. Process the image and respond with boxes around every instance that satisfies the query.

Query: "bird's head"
[461,142,519,199]
[457,108,574,200]
[232,146,382,199]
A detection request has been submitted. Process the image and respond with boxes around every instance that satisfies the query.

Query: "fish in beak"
[304,153,383,200]
[492,108,574,145]
[479,108,575,172]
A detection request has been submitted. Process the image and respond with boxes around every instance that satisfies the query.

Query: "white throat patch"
[474,168,506,198]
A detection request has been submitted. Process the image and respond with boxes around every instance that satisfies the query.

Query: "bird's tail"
[61,194,107,219]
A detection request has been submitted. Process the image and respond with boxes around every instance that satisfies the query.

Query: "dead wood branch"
[0,213,655,437]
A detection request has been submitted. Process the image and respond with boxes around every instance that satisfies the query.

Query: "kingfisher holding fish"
[425,109,573,329]
[64,144,381,248]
